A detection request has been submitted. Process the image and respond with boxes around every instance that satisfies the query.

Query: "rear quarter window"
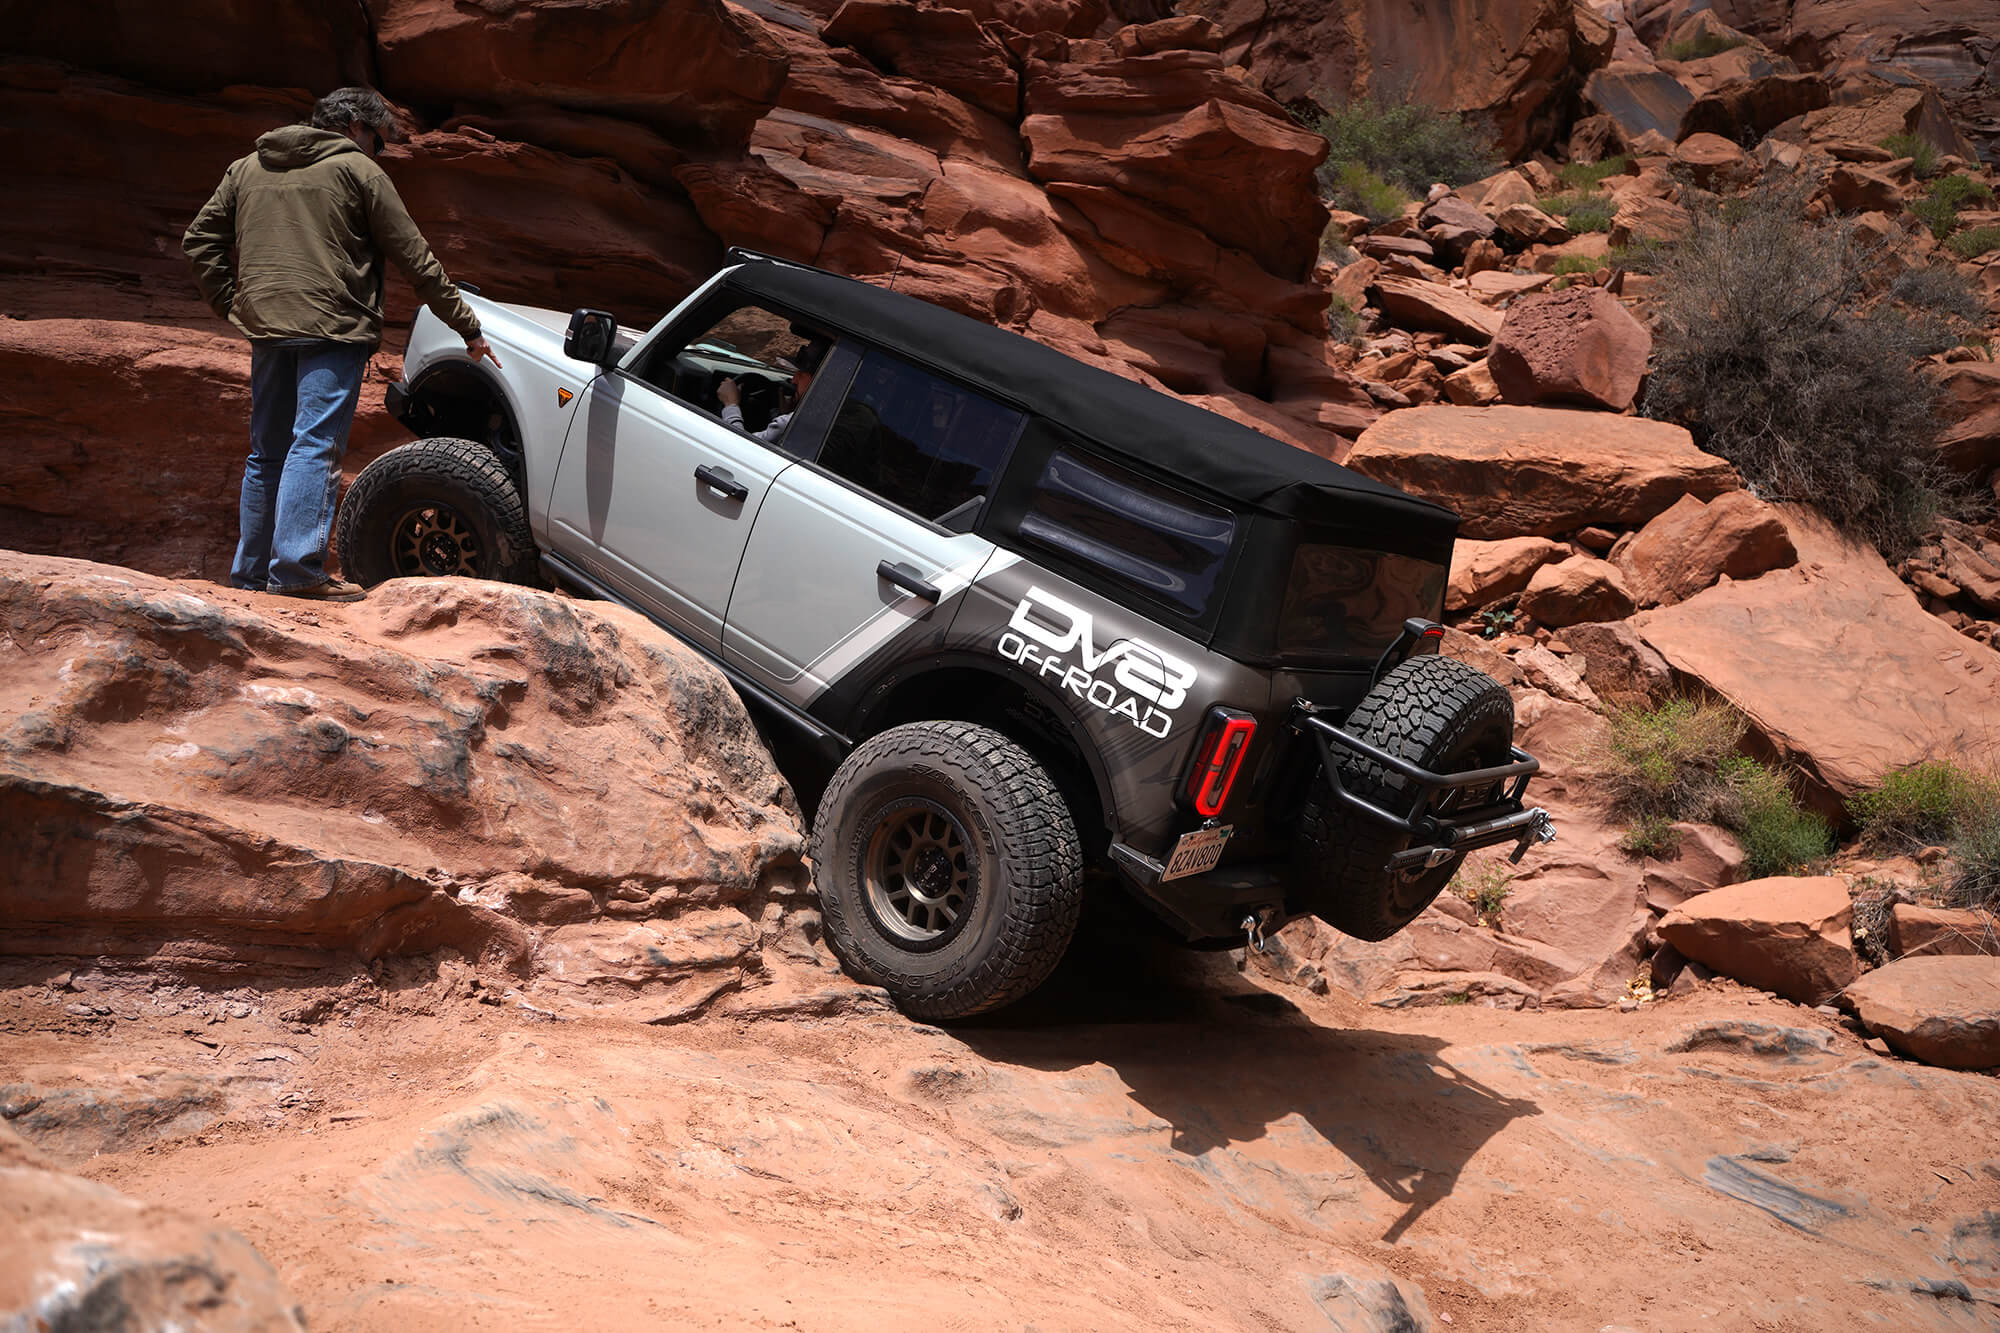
[1277,544,1447,660]
[1017,449,1235,618]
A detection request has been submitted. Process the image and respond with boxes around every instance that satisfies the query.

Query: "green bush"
[1558,156,1630,191]
[1663,30,1750,61]
[1619,813,1681,858]
[1328,291,1362,342]
[1599,698,1746,822]
[1642,174,1960,555]
[1948,225,2000,261]
[1879,133,1939,180]
[1911,174,1996,240]
[1539,191,1615,233]
[1856,760,1994,848]
[1313,97,1500,204]
[1953,800,2000,910]
[1324,160,1410,222]
[1551,253,1603,277]
[1719,757,1833,877]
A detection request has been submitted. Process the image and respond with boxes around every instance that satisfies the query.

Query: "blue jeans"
[231,340,370,592]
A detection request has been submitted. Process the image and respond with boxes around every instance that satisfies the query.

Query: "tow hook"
[1239,908,1281,955]
[1508,809,1558,864]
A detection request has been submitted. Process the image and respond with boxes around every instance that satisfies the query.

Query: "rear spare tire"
[336,437,537,587]
[811,721,1083,1021]
[1292,655,1515,941]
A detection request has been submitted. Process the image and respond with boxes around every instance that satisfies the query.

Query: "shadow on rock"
[954,913,1541,1242]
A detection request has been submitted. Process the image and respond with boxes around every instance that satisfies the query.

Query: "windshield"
[1276,543,1447,661]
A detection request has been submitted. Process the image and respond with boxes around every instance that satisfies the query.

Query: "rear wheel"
[336,437,537,587]
[811,721,1083,1020]
[1292,655,1515,941]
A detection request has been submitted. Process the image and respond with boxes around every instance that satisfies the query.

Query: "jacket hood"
[256,125,360,171]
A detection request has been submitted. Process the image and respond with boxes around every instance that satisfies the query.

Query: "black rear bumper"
[1294,710,1555,871]
[384,379,412,425]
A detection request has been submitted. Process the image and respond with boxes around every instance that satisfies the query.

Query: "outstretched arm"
[360,164,485,348]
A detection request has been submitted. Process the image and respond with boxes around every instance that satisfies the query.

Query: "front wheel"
[336,437,537,587]
[811,721,1083,1020]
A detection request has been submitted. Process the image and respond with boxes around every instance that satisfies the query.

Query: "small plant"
[1663,30,1751,61]
[1313,96,1501,201]
[1328,291,1362,343]
[1552,253,1605,277]
[1620,813,1681,858]
[1558,155,1630,192]
[1947,225,2000,261]
[1910,173,1996,240]
[1879,133,1940,180]
[1952,798,2000,910]
[1718,757,1832,877]
[1599,698,1746,822]
[1856,760,1993,849]
[1477,604,1518,639]
[1325,160,1410,223]
[1539,191,1615,234]
[1453,856,1515,925]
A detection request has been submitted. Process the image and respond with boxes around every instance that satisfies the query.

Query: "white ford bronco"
[340,250,1555,1019]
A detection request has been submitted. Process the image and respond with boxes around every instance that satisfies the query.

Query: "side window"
[817,348,1024,523]
[635,299,827,441]
[1018,449,1235,618]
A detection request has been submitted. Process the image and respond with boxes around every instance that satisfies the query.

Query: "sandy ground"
[4,936,1998,1333]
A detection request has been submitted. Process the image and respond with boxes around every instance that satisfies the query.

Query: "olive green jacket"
[182,125,480,346]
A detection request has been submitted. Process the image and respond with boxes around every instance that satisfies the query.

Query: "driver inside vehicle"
[717,336,829,444]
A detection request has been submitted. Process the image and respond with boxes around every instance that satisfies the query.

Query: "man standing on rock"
[183,87,499,602]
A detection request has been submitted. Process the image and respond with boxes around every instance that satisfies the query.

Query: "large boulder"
[1518,556,1637,628]
[0,554,815,1019]
[1367,275,1503,343]
[1488,285,1651,412]
[0,1120,305,1331]
[1932,361,2000,476]
[1612,490,1797,608]
[1846,955,2000,1070]
[1630,508,2000,808]
[1657,876,1860,1006]
[1891,906,2000,959]
[1343,406,1739,540]
[1559,619,1674,710]
[5,0,370,95]
[1582,61,1694,142]
[1446,536,1566,611]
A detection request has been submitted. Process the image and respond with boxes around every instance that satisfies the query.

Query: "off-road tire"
[336,437,537,587]
[1293,655,1515,941]
[811,721,1083,1021]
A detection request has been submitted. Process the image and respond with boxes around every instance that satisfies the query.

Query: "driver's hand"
[466,336,502,369]
[715,376,741,407]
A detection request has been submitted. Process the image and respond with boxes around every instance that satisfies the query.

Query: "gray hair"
[309,87,396,135]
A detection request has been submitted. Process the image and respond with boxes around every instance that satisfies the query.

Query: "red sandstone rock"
[1583,62,1695,142]
[1791,86,1980,165]
[1368,276,1503,343]
[7,0,370,96]
[1491,202,1570,247]
[1630,507,2000,808]
[1933,361,2000,475]
[1825,163,1903,214]
[1890,905,2000,959]
[823,0,1021,120]
[1344,406,1739,540]
[1488,285,1651,412]
[0,553,811,1009]
[1442,358,1502,406]
[1608,194,1692,247]
[1673,132,1750,188]
[1518,556,1637,628]
[1,1120,305,1331]
[1558,619,1674,710]
[1678,73,1830,144]
[1658,876,1860,1006]
[1641,823,1748,913]
[1613,491,1798,608]
[1846,955,2000,1070]
[1447,537,1567,611]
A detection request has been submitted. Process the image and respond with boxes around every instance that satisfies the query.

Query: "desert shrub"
[1910,173,1996,240]
[1889,263,1987,327]
[1539,190,1615,233]
[1551,253,1603,277]
[1328,291,1362,342]
[1879,133,1939,180]
[1558,155,1630,192]
[1947,225,2000,261]
[1856,760,1994,848]
[1599,698,1746,822]
[1453,856,1515,925]
[1663,30,1750,61]
[1324,160,1410,222]
[1953,800,2000,910]
[1313,96,1499,204]
[1718,757,1833,877]
[1642,174,1959,555]
[1620,813,1681,858]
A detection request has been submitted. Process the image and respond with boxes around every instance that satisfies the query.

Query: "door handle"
[877,560,941,604]
[695,464,748,502]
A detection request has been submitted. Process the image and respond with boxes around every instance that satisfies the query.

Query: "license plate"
[1162,825,1233,881]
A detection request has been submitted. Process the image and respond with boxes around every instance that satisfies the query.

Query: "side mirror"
[564,308,619,367]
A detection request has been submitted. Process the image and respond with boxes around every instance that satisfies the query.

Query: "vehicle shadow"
[951,913,1541,1243]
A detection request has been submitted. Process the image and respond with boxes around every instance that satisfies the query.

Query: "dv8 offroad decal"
[997,586,1196,737]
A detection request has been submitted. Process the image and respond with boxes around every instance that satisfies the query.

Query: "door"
[724,344,1024,708]
[544,298,831,649]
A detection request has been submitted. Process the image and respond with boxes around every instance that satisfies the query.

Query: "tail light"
[1184,708,1257,818]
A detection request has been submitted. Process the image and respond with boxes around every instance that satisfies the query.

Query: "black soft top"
[723,261,1459,542]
